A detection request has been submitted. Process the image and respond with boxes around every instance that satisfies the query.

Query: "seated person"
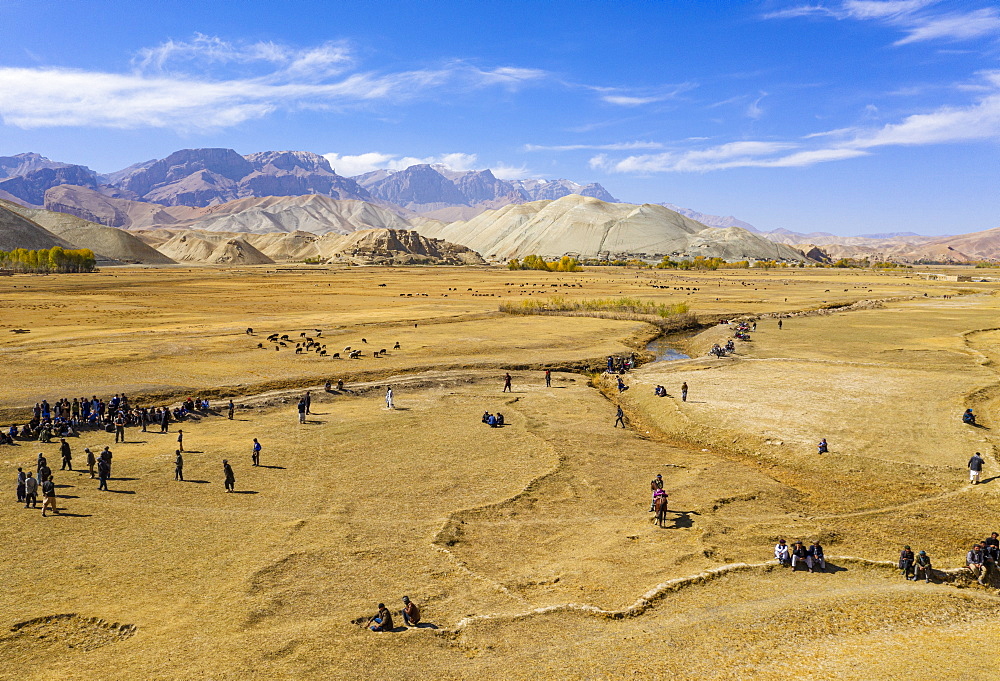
[914,550,933,583]
[482,411,491,424]
[400,596,420,626]
[790,541,809,569]
[817,438,828,454]
[774,539,791,566]
[963,408,976,425]
[369,603,394,632]
[488,414,498,428]
[807,541,826,572]
[495,413,504,427]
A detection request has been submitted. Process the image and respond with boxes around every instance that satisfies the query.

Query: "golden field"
[1,264,1000,680]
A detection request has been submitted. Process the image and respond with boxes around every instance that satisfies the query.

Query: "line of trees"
[0,247,97,273]
[508,255,582,272]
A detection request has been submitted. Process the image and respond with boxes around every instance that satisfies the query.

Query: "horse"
[653,494,669,528]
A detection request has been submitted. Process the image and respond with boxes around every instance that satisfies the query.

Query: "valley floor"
[1,266,999,679]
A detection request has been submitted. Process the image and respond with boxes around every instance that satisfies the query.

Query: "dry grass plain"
[1,264,1000,680]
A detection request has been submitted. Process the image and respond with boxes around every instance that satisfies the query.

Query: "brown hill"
[1,200,175,264]
[0,204,75,251]
[44,185,198,229]
[155,232,274,265]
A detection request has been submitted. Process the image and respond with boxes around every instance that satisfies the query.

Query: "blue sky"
[0,0,997,235]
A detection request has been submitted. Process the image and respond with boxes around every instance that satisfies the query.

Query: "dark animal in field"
[267,334,279,341]
[279,342,287,347]
[350,350,362,359]
[332,353,340,358]
[362,338,367,344]
[379,349,387,356]
[378,283,387,287]
[344,346,351,352]
[280,334,290,341]
[393,342,401,349]
[257,343,263,348]
[300,332,306,337]
[320,350,327,356]
[296,347,303,354]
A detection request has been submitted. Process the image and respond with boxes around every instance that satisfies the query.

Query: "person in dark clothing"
[503,373,512,393]
[85,448,96,478]
[899,545,915,580]
[614,405,625,428]
[223,460,235,492]
[16,467,25,503]
[808,541,826,572]
[963,408,977,425]
[175,450,184,481]
[967,544,987,584]
[681,382,688,402]
[160,409,170,433]
[304,391,312,415]
[400,596,420,626]
[37,463,51,487]
[297,400,306,424]
[177,430,184,452]
[983,532,1000,564]
[817,438,828,454]
[101,447,113,477]
[36,453,46,481]
[60,439,72,470]
[228,400,235,420]
[544,370,551,388]
[369,603,394,632]
[40,476,58,516]
[969,452,984,484]
[914,550,933,583]
[97,458,110,491]
[23,472,38,508]
[114,415,126,443]
[790,541,809,570]
[778,319,783,330]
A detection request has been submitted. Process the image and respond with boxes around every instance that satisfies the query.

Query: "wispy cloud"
[322,151,530,179]
[0,35,547,130]
[524,141,666,152]
[591,70,1000,173]
[765,1,1000,45]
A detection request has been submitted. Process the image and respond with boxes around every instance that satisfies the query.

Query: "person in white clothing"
[775,539,791,566]
[385,386,394,410]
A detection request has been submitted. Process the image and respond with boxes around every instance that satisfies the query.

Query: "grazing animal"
[344,346,352,352]
[332,353,340,358]
[300,332,306,337]
[257,343,263,348]
[315,329,322,336]
[362,338,367,344]
[296,347,303,354]
[279,342,287,347]
[378,283,387,287]
[281,334,290,341]
[350,350,362,359]
[379,349,387,355]
[393,342,401,350]
[267,334,279,341]
[320,350,327,356]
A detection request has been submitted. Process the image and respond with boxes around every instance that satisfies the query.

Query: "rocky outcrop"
[321,228,485,265]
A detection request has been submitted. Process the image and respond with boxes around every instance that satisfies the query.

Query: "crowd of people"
[0,393,235,447]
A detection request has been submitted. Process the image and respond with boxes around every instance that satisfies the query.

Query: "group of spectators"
[1,393,234,447]
[606,354,637,374]
[482,411,505,428]
[774,539,826,572]
[898,533,1000,584]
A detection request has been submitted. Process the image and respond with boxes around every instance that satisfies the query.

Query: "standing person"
[40,476,58,517]
[36,453,47,481]
[304,391,312,415]
[648,474,664,512]
[174,450,184,481]
[400,596,420,626]
[23,472,38,508]
[60,439,72,470]
[228,400,235,420]
[778,319,783,330]
[223,460,235,492]
[914,550,933,583]
[297,399,307,424]
[37,461,51,488]
[969,452,985,484]
[177,430,184,453]
[251,439,261,467]
[16,467,26,503]
[100,446,113,477]
[503,373,512,393]
[545,369,551,388]
[85,448,96,479]
[114,413,126,443]
[385,386,394,410]
[681,382,688,402]
[160,408,170,433]
[97,456,110,491]
[614,405,625,429]
[899,545,915,580]
[140,407,148,432]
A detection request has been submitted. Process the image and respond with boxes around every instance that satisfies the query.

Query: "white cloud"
[602,95,668,106]
[766,1,1000,45]
[524,141,666,151]
[894,8,1000,45]
[747,92,767,119]
[0,36,547,130]
[322,151,529,179]
[590,70,1000,173]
